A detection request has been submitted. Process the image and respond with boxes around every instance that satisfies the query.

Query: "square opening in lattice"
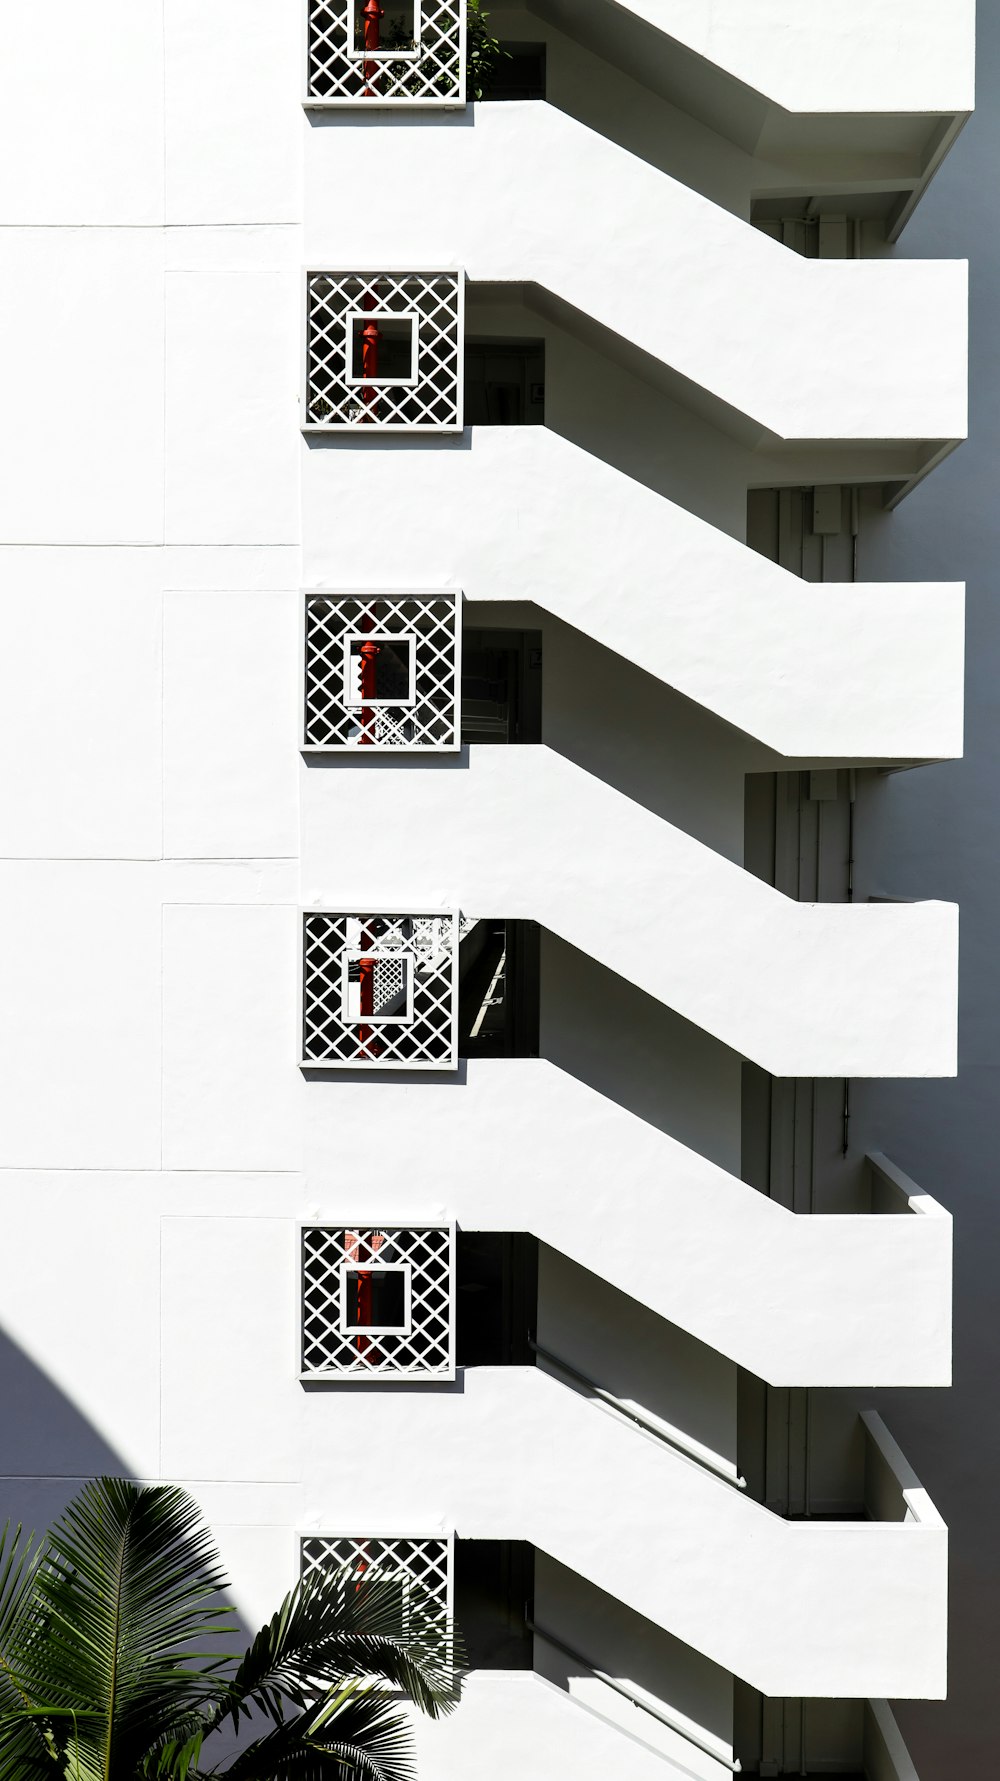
[341,949,415,1024]
[340,1263,412,1333]
[350,0,420,57]
[343,632,417,708]
[302,1225,455,1378]
[347,312,419,387]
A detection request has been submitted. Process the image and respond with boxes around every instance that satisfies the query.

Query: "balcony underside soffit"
[527,0,967,238]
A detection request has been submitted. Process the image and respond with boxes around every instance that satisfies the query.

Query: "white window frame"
[303,0,465,109]
[297,1530,456,1660]
[342,629,419,708]
[300,909,461,1072]
[338,1260,414,1336]
[301,269,465,436]
[300,590,462,756]
[340,949,416,1025]
[344,0,422,62]
[299,1220,457,1383]
[344,309,421,388]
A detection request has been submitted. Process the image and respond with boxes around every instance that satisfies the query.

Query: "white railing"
[864,1699,922,1781]
[868,1151,951,1222]
[530,1621,740,1774]
[862,1413,945,1528]
[531,1341,745,1491]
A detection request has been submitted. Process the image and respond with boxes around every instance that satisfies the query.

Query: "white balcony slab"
[305,103,968,444]
[303,1061,952,1388]
[301,746,959,1077]
[303,428,964,761]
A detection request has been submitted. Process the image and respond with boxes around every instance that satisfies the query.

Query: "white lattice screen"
[306,0,465,106]
[305,272,463,431]
[302,912,459,1069]
[302,1224,454,1378]
[300,1533,453,1666]
[303,592,461,751]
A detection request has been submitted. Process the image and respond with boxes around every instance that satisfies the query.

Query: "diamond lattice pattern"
[307,0,463,105]
[306,272,462,430]
[300,1534,452,1665]
[305,593,460,750]
[302,1225,453,1377]
[303,912,458,1068]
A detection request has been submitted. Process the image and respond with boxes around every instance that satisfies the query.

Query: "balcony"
[292,1370,946,1698]
[303,107,968,450]
[416,1678,929,1781]
[301,431,965,762]
[300,748,959,1077]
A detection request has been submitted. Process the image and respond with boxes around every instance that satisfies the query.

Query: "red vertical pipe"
[362,0,384,98]
[358,920,379,1061]
[361,289,381,422]
[358,634,381,742]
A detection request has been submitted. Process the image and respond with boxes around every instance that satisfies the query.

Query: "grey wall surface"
[853,17,999,1771]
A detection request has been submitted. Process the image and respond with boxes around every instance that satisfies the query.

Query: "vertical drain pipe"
[362,0,384,97]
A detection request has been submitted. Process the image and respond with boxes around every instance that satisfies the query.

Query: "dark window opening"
[351,314,415,383]
[458,919,540,1058]
[346,635,412,704]
[465,340,544,426]
[456,1232,538,1367]
[455,1540,535,1669]
[354,1,416,51]
[462,628,542,744]
[481,42,547,101]
[343,1267,408,1330]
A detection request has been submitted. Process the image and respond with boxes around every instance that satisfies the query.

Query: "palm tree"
[0,1476,457,1779]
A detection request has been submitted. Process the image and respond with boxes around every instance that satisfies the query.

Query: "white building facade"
[0,3,975,1777]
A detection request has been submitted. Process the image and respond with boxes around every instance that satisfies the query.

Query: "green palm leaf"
[0,1480,461,1781]
[205,1684,420,1781]
[23,1479,238,1778]
[207,1566,456,1738]
[0,1520,61,1779]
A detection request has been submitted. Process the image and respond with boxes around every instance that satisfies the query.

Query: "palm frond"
[206,1565,456,1737]
[25,1478,239,1777]
[0,1520,62,1779]
[209,1685,418,1781]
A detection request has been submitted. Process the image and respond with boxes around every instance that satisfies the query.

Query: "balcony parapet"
[305,106,969,447]
[303,430,966,762]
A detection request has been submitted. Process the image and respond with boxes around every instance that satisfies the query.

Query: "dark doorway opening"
[481,43,547,101]
[456,1232,538,1367]
[458,919,540,1059]
[465,340,545,426]
[461,627,542,744]
[454,1540,535,1669]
